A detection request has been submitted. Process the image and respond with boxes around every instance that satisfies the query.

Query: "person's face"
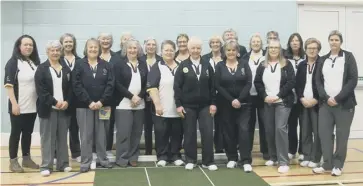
[120,34,132,47]
[267,33,278,44]
[99,36,112,49]
[161,44,175,61]
[225,45,238,61]
[329,35,342,51]
[47,47,61,62]
[20,37,34,57]
[87,41,100,59]
[290,36,301,51]
[177,36,188,51]
[250,37,262,52]
[210,39,221,52]
[306,43,319,59]
[268,41,281,59]
[224,31,236,41]
[145,40,157,54]
[188,43,202,59]
[62,36,74,53]
[127,42,138,59]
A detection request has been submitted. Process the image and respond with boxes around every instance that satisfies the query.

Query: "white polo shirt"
[303,63,315,99]
[17,59,37,113]
[263,62,281,98]
[49,67,64,109]
[248,51,265,96]
[323,53,345,98]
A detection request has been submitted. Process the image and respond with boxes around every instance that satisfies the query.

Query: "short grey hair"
[328,30,343,43]
[222,28,239,42]
[208,35,223,48]
[266,31,280,40]
[83,38,101,57]
[249,33,264,51]
[187,36,203,49]
[46,40,62,51]
[98,32,114,47]
[144,37,159,54]
[121,38,144,58]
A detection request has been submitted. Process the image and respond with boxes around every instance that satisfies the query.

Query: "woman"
[59,33,81,163]
[140,37,162,155]
[35,41,73,176]
[72,38,114,172]
[4,35,40,173]
[147,40,184,167]
[202,35,224,153]
[221,28,247,59]
[241,34,269,160]
[175,33,190,63]
[254,39,295,173]
[214,40,253,172]
[313,30,358,176]
[295,38,322,168]
[174,37,217,171]
[113,39,148,167]
[285,33,305,160]
[116,32,134,56]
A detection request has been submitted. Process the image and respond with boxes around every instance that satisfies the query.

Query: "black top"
[201,52,224,70]
[34,60,73,118]
[72,58,114,108]
[214,60,252,103]
[139,54,162,64]
[315,49,358,109]
[254,61,296,107]
[173,57,216,108]
[60,55,81,70]
[295,59,319,109]
[113,57,148,105]
[240,50,267,61]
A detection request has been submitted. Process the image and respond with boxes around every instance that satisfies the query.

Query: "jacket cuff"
[52,98,58,106]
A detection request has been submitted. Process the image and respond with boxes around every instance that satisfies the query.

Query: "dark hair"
[161,40,176,51]
[286,33,305,59]
[60,33,78,57]
[12,35,40,65]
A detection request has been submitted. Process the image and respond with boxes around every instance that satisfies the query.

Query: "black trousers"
[183,106,214,166]
[214,99,224,152]
[106,106,116,151]
[288,103,302,155]
[153,116,183,161]
[249,96,268,154]
[9,113,37,159]
[144,101,154,154]
[220,102,252,164]
[68,109,81,158]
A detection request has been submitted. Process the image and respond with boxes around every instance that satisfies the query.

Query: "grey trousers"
[264,103,291,166]
[76,108,110,169]
[115,109,144,166]
[300,107,322,163]
[39,110,70,171]
[319,104,355,170]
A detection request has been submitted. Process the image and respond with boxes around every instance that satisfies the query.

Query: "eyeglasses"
[306,47,318,51]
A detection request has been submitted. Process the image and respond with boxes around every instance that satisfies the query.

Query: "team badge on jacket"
[183,67,189,73]
[103,68,107,75]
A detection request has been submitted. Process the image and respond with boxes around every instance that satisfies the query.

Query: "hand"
[209,105,217,117]
[12,103,20,116]
[155,103,163,116]
[264,96,274,104]
[309,98,318,107]
[131,95,141,106]
[232,99,241,109]
[60,101,69,110]
[55,101,62,109]
[327,97,337,107]
[176,106,186,118]
[300,97,310,108]
[95,101,103,110]
[89,102,97,110]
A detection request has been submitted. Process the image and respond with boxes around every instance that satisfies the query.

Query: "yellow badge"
[183,67,189,73]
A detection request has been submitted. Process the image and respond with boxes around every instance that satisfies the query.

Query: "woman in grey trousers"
[254,39,295,174]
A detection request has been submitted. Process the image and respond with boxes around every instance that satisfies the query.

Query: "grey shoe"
[9,158,24,173]
[22,156,39,169]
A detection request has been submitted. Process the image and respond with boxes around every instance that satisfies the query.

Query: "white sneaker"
[64,167,72,172]
[278,165,290,173]
[41,170,50,177]
[332,167,342,176]
[298,154,304,161]
[313,167,326,174]
[157,160,167,167]
[265,160,277,166]
[92,153,98,161]
[202,164,218,171]
[174,159,184,166]
[106,151,115,162]
[288,153,295,160]
[90,161,96,170]
[185,163,195,170]
[308,162,318,168]
[226,161,237,169]
[53,158,57,165]
[72,156,81,163]
[300,161,309,167]
[243,164,253,172]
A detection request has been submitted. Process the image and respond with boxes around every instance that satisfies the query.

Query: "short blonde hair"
[249,33,264,50]
[187,36,203,49]
[83,38,101,57]
[223,40,240,54]
[98,32,114,47]
[208,35,223,48]
[144,37,159,54]
[304,38,322,52]
[222,28,238,42]
[121,38,144,58]
[46,40,62,51]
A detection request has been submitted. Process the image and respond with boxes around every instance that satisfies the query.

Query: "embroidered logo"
[67,73,70,81]
[206,69,209,76]
[241,67,245,75]
[183,67,189,73]
[103,69,107,75]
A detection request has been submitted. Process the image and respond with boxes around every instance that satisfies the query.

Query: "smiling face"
[225,44,238,61]
[62,36,74,53]
[127,41,138,59]
[210,38,221,52]
[99,35,112,50]
[161,43,175,62]
[145,39,157,54]
[177,36,188,51]
[86,40,100,59]
[20,37,34,57]
[188,43,202,60]
[329,35,342,52]
[268,40,281,60]
[224,31,236,41]
[306,42,319,59]
[250,36,262,52]
[47,47,61,62]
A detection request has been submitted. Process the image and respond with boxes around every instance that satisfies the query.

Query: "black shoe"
[215,150,224,153]
[145,151,152,155]
[80,167,89,173]
[101,163,113,169]
[262,153,270,160]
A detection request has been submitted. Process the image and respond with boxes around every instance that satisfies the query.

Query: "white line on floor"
[144,168,152,186]
[198,166,216,186]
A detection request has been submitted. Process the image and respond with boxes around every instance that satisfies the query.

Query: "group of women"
[4,28,357,177]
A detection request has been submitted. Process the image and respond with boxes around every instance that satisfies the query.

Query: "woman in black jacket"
[254,39,295,174]
[113,39,148,167]
[35,40,73,176]
[4,34,40,173]
[313,30,358,176]
[72,38,114,172]
[295,38,322,168]
[215,40,252,172]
